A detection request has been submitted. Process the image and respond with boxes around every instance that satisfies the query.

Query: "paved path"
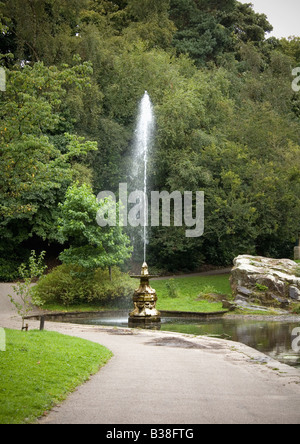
[1,283,300,424]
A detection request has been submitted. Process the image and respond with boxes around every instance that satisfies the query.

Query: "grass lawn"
[0,329,112,424]
[41,274,232,314]
[155,274,232,312]
[39,273,289,316]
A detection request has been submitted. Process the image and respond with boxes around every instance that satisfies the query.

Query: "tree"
[0,0,86,65]
[169,0,273,66]
[0,60,97,258]
[58,183,132,272]
[169,0,234,65]
[124,0,176,49]
[228,1,273,43]
[279,36,300,64]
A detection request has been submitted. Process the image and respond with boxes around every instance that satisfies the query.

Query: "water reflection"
[162,318,300,368]
[66,316,300,368]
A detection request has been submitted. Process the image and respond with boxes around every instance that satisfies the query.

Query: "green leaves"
[0,0,300,272]
[58,183,132,271]
[0,60,97,250]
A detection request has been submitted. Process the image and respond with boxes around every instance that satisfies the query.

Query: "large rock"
[230,255,300,308]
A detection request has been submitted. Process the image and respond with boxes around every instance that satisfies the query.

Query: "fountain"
[131,90,155,262]
[129,262,161,326]
[128,92,160,325]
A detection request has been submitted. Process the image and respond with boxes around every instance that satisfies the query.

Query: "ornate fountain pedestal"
[129,263,161,326]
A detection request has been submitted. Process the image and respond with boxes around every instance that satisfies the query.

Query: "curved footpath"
[1,283,300,424]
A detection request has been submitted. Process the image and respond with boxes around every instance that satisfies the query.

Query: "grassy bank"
[40,274,232,314]
[155,274,231,312]
[0,329,112,424]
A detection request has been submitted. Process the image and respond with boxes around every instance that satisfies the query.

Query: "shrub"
[33,265,136,307]
[255,283,269,292]
[198,285,219,301]
[165,279,180,298]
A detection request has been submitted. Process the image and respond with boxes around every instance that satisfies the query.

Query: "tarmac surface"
[1,282,300,424]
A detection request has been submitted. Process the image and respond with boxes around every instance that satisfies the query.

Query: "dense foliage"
[33,265,135,306]
[58,183,132,271]
[1,0,300,275]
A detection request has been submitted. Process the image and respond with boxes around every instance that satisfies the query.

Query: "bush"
[32,265,136,307]
[165,279,180,298]
[197,285,219,301]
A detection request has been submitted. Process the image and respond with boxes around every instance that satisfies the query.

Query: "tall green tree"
[0,0,86,65]
[169,0,273,66]
[58,183,132,271]
[0,60,97,256]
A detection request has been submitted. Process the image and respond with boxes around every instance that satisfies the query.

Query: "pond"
[64,315,300,369]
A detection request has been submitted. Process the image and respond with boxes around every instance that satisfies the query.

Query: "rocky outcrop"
[230,255,300,308]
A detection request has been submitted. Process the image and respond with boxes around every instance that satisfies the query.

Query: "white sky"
[238,0,300,39]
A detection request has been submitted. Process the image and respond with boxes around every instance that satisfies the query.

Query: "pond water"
[65,315,300,368]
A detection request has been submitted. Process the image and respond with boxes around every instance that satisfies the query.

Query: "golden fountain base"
[129,262,161,324]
